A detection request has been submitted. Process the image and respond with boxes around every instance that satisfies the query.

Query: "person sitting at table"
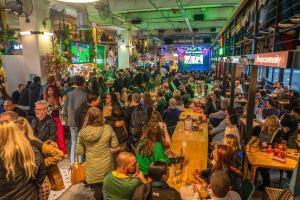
[132,161,182,200]
[209,170,241,200]
[224,134,243,169]
[290,91,300,109]
[262,99,280,119]
[204,95,216,116]
[173,90,184,112]
[137,124,170,176]
[258,115,281,190]
[162,98,181,136]
[224,113,242,149]
[272,81,284,96]
[209,100,229,128]
[234,80,243,97]
[280,113,298,149]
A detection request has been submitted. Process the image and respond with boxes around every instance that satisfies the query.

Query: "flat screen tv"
[184,54,203,64]
[70,42,91,64]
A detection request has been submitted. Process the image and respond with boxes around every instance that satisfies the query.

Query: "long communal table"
[168,109,208,198]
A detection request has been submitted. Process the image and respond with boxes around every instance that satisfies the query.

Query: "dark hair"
[267,99,275,107]
[293,107,300,116]
[148,161,168,181]
[83,107,104,128]
[86,90,99,104]
[73,75,85,86]
[210,170,231,198]
[229,114,238,125]
[33,76,41,84]
[143,92,153,108]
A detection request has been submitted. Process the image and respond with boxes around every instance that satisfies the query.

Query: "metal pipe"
[175,0,193,33]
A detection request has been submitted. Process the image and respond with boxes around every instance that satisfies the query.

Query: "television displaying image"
[70,42,91,64]
[184,54,203,64]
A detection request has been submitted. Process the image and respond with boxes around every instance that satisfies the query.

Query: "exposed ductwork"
[76,6,90,29]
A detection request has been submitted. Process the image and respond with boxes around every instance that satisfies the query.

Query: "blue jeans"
[70,127,82,164]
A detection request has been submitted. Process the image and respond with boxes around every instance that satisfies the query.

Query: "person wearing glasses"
[31,100,57,142]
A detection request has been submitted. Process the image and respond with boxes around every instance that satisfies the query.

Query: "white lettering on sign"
[255,55,282,66]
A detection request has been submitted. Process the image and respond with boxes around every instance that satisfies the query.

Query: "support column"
[19,0,52,83]
[117,30,132,69]
[245,65,258,140]
[230,63,237,110]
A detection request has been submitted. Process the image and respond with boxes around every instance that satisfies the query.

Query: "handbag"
[48,164,65,191]
[70,126,104,185]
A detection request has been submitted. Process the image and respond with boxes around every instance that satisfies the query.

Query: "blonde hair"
[224,134,240,153]
[0,121,36,181]
[261,115,281,135]
[13,117,40,142]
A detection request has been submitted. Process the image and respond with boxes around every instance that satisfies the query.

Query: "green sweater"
[137,142,170,175]
[103,171,141,200]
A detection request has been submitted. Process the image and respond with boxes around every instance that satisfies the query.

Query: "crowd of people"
[0,66,300,200]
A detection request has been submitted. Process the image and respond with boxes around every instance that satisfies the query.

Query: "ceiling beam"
[176,0,192,33]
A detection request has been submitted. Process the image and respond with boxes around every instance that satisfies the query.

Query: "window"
[291,70,300,91]
[282,69,291,87]
[273,68,280,82]
[267,67,273,82]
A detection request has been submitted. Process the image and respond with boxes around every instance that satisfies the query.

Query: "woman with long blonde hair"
[14,117,65,199]
[0,120,45,200]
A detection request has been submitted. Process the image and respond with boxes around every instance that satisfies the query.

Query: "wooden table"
[239,118,262,139]
[168,121,208,197]
[243,149,299,183]
[277,100,290,110]
[179,108,206,121]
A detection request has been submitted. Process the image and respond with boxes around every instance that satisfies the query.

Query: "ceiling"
[51,0,240,42]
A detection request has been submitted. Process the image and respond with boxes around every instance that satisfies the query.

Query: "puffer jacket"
[77,124,119,184]
[0,146,46,200]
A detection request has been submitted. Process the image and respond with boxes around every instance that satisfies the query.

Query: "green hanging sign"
[96,44,106,69]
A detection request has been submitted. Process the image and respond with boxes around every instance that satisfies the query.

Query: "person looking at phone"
[103,151,147,200]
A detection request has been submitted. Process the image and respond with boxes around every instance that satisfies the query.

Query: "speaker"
[164,38,173,44]
[211,27,216,32]
[131,19,142,24]
[194,14,204,21]
[204,38,211,43]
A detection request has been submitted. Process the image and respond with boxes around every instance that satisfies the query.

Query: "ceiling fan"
[5,0,33,23]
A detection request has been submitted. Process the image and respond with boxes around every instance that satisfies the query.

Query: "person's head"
[224,134,240,153]
[87,90,100,107]
[0,111,18,121]
[47,75,55,85]
[83,107,104,128]
[106,93,120,107]
[73,75,85,87]
[46,85,60,98]
[18,84,24,91]
[220,99,229,111]
[210,170,231,198]
[226,113,238,127]
[292,107,300,121]
[213,144,233,172]
[149,110,163,122]
[169,98,176,109]
[266,99,275,108]
[235,80,240,87]
[132,93,141,104]
[4,99,15,111]
[34,100,49,121]
[115,151,137,174]
[143,92,153,107]
[33,76,41,85]
[0,120,36,181]
[138,124,165,157]
[256,93,262,99]
[262,115,281,135]
[148,161,169,182]
[13,117,40,142]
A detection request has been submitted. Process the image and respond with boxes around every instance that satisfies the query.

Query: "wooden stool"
[265,187,293,200]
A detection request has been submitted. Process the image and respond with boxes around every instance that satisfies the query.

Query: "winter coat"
[29,83,42,110]
[31,116,57,142]
[77,124,119,184]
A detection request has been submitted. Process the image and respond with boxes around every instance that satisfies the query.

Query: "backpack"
[130,106,148,139]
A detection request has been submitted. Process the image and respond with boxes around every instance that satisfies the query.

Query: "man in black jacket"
[132,161,181,200]
[29,76,42,112]
[75,90,100,131]
[31,100,57,142]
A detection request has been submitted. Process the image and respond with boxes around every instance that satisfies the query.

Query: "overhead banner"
[254,51,289,68]
[96,45,106,69]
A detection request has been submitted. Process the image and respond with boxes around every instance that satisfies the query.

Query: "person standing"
[162,98,181,136]
[64,75,87,164]
[77,107,119,200]
[0,120,46,200]
[11,83,24,104]
[31,100,57,142]
[29,76,43,112]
